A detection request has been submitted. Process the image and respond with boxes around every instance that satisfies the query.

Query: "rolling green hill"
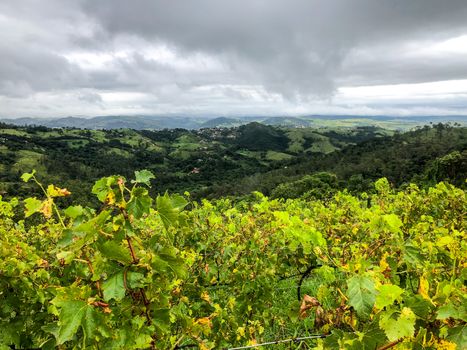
[0,122,465,203]
[2,114,465,130]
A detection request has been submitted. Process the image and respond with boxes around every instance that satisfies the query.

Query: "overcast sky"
[1,0,467,118]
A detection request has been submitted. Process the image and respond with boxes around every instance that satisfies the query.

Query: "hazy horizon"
[1,1,467,118]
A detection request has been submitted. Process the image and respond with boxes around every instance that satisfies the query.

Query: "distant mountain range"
[1,114,466,130]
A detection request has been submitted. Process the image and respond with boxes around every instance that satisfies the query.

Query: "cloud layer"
[1,0,467,117]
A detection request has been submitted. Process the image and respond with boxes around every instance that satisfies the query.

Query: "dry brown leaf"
[299,294,320,319]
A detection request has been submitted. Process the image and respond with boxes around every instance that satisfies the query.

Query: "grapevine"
[0,172,465,349]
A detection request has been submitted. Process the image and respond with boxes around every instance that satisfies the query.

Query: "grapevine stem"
[297,263,321,301]
[120,207,139,264]
[83,252,103,298]
[126,236,139,264]
[366,238,386,257]
[376,339,403,350]
[53,204,66,228]
[451,257,456,283]
[120,206,152,326]
[123,267,129,291]
[33,177,48,199]
[171,335,186,349]
[336,288,348,301]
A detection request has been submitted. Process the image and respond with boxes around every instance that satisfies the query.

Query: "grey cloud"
[341,55,467,87]
[79,0,467,98]
[0,44,83,97]
[78,91,103,104]
[1,0,467,116]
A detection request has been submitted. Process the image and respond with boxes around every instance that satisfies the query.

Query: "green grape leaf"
[102,271,126,302]
[403,244,424,266]
[127,187,152,219]
[360,320,388,349]
[150,245,188,278]
[98,240,132,264]
[41,323,60,338]
[338,321,387,350]
[404,295,435,318]
[0,323,21,348]
[48,300,103,345]
[64,205,84,219]
[20,170,36,182]
[379,307,416,342]
[437,303,467,322]
[57,212,110,252]
[446,325,467,348]
[24,197,42,217]
[92,176,119,203]
[81,306,101,342]
[383,214,402,234]
[413,327,428,348]
[346,275,376,319]
[132,170,155,186]
[134,334,154,348]
[322,330,345,349]
[127,272,145,289]
[152,308,170,333]
[375,284,404,310]
[156,192,187,229]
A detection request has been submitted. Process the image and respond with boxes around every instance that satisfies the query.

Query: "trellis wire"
[226,334,327,350]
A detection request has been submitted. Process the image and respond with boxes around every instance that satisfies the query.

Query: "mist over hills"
[1,115,466,130]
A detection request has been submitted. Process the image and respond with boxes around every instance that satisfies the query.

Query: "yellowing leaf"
[237,326,246,340]
[47,185,71,197]
[435,340,457,350]
[201,291,211,303]
[418,275,431,301]
[379,252,390,271]
[106,191,116,205]
[197,317,211,326]
[437,236,454,247]
[40,198,53,218]
[227,297,236,311]
[383,214,403,234]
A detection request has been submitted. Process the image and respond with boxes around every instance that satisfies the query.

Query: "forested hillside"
[0,122,392,202]
[1,122,466,203]
[203,124,467,198]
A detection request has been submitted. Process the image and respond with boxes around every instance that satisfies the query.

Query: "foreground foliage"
[0,172,465,349]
